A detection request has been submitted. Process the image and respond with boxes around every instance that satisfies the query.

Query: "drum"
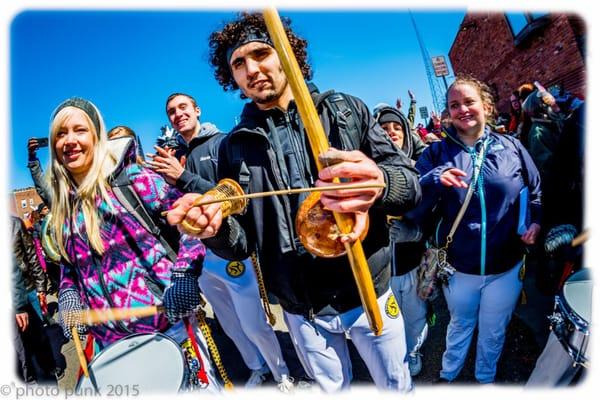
[549,269,592,367]
[76,332,186,394]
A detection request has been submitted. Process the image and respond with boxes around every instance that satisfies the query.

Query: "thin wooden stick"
[160,182,385,216]
[192,182,385,207]
[572,230,589,247]
[83,306,161,325]
[263,7,383,336]
[62,306,162,327]
[72,327,89,378]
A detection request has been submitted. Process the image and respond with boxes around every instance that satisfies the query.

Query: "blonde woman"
[47,97,220,391]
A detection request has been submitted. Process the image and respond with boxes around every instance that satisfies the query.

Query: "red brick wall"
[449,13,585,113]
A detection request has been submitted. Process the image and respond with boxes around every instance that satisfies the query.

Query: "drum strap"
[195,311,234,389]
[250,251,277,326]
[183,318,209,387]
[76,336,96,381]
[559,261,576,288]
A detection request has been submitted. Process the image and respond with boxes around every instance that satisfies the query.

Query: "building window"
[505,12,551,46]
[506,13,529,36]
[29,198,34,206]
[21,199,27,208]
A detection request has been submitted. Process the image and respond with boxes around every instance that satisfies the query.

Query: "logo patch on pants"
[385,293,400,319]
[226,261,245,278]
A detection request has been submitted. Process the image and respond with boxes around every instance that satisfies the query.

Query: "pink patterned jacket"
[59,138,205,345]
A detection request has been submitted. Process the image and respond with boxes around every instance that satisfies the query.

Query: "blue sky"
[9,9,465,191]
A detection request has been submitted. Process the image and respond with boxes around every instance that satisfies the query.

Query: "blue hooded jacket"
[413,126,542,275]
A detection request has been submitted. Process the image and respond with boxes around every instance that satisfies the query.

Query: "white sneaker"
[245,365,270,388]
[408,351,423,377]
[277,375,295,393]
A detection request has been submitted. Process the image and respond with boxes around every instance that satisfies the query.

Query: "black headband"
[226,29,274,64]
[52,97,101,136]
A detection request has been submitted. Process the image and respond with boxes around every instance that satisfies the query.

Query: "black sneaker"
[433,377,451,384]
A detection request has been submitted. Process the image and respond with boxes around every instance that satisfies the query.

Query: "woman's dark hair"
[208,12,312,97]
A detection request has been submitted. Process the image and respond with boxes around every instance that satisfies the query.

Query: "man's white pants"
[390,268,428,353]
[199,250,289,381]
[283,287,412,393]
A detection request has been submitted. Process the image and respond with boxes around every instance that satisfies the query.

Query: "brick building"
[11,187,44,221]
[448,13,585,113]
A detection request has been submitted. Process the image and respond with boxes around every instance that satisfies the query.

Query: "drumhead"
[77,332,185,394]
[562,269,592,323]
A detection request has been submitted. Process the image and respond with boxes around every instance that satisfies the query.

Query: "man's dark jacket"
[12,216,47,294]
[204,86,421,317]
[175,123,225,193]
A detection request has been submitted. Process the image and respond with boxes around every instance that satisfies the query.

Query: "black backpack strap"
[321,92,362,150]
[111,168,178,263]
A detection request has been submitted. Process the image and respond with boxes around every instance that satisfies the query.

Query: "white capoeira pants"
[390,268,428,353]
[525,331,583,387]
[283,287,412,393]
[199,250,289,381]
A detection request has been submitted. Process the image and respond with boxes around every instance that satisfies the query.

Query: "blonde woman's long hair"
[47,102,117,261]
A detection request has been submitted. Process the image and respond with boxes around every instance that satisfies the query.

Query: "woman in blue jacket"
[416,75,542,383]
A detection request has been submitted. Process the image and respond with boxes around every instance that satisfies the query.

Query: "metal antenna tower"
[409,11,447,115]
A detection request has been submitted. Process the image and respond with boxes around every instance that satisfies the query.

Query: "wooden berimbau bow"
[263,8,384,335]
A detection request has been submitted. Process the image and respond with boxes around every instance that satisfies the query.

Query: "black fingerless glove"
[162,268,202,323]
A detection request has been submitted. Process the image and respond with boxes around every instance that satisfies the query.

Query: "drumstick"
[72,327,89,378]
[571,230,589,247]
[61,306,163,327]
[160,182,385,216]
[81,305,163,326]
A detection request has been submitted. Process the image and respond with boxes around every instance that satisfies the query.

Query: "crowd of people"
[12,11,586,394]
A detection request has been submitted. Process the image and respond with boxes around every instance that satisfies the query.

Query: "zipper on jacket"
[285,111,313,187]
[448,131,490,275]
[474,139,490,276]
[471,139,489,276]
[232,127,297,249]
[266,147,297,250]
[478,175,487,275]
